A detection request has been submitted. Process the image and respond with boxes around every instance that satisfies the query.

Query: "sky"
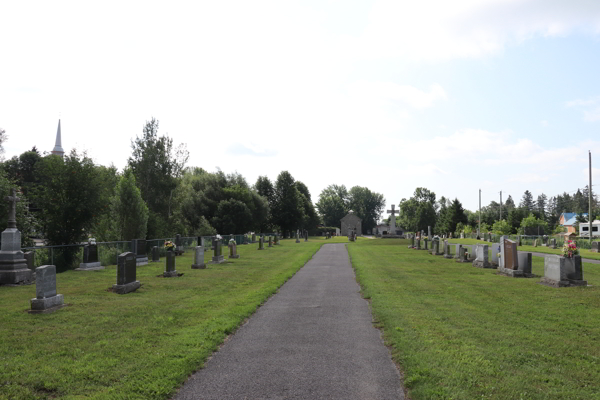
[2,0,600,220]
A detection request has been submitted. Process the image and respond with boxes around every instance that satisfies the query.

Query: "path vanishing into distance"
[173,243,405,400]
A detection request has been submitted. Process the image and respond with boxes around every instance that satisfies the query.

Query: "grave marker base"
[76,262,103,271]
[136,257,149,266]
[497,267,525,277]
[211,255,226,263]
[540,277,587,287]
[472,260,492,268]
[30,294,64,311]
[112,281,141,294]
[229,254,240,259]
[163,270,179,277]
[191,263,206,269]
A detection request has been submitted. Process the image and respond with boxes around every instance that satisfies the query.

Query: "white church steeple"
[51,119,64,157]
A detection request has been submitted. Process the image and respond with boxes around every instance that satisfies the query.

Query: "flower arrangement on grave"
[164,240,175,251]
[497,253,501,259]
[562,240,579,258]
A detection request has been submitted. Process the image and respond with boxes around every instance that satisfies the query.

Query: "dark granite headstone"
[591,241,600,253]
[258,236,264,250]
[117,252,136,285]
[152,246,159,262]
[164,251,178,277]
[211,238,225,263]
[24,251,34,271]
[83,244,98,263]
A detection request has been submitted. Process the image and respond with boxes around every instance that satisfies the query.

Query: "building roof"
[560,212,577,222]
[563,213,588,226]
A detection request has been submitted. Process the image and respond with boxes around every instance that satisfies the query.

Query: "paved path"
[173,243,405,400]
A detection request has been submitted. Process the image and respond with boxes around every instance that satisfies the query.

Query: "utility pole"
[589,151,593,244]
[479,189,481,236]
[499,190,502,221]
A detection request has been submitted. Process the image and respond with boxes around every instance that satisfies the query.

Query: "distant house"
[562,213,588,234]
[559,213,577,226]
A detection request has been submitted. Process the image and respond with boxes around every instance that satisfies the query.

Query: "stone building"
[341,211,362,236]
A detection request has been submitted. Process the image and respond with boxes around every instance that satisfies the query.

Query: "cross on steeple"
[387,204,399,231]
[5,188,20,229]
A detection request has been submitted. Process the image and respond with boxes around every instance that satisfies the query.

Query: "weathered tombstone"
[541,255,586,287]
[428,226,432,238]
[533,239,538,247]
[30,265,64,312]
[423,238,428,250]
[497,239,523,277]
[415,239,421,250]
[591,241,600,253]
[175,234,184,254]
[304,230,308,242]
[454,244,462,259]
[491,243,501,266]
[408,236,415,248]
[191,246,206,269]
[456,246,469,263]
[229,239,240,258]
[469,244,478,261]
[131,239,148,266]
[251,233,256,244]
[472,244,491,268]
[0,188,32,285]
[24,251,35,273]
[164,251,178,277]
[443,240,453,259]
[113,252,141,294]
[517,253,532,275]
[295,232,300,243]
[432,239,442,256]
[258,236,264,250]
[268,236,273,248]
[243,235,249,245]
[550,238,557,249]
[77,239,103,270]
[152,246,160,262]
[460,232,464,239]
[211,238,225,263]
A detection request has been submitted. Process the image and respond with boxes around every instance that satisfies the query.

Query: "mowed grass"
[348,239,600,400]
[0,239,326,400]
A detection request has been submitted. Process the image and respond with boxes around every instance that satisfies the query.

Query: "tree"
[0,170,38,247]
[3,147,42,197]
[492,219,512,235]
[90,164,120,241]
[211,199,253,234]
[254,176,275,231]
[519,190,534,212]
[112,170,149,241]
[316,185,349,227]
[348,186,385,234]
[536,193,548,221]
[446,198,468,234]
[296,181,320,231]
[505,195,516,210]
[272,171,303,233]
[128,118,189,238]
[518,213,548,235]
[507,207,527,234]
[398,187,436,233]
[32,151,103,270]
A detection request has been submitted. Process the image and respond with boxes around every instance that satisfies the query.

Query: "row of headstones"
[408,236,586,287]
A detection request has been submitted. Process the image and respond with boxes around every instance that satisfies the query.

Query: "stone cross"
[387,204,399,233]
[5,188,20,229]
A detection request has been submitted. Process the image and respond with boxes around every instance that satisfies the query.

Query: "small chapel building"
[341,211,362,236]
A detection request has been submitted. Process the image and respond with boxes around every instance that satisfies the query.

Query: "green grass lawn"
[0,240,325,400]
[348,239,600,400]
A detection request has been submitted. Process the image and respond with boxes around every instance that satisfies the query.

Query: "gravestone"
[428,226,432,238]
[77,239,103,270]
[175,234,184,255]
[152,246,160,262]
[0,188,32,285]
[431,239,442,256]
[497,239,523,277]
[268,236,273,248]
[30,265,64,312]
[191,246,206,269]
[275,234,280,245]
[472,244,491,268]
[408,236,415,249]
[469,244,478,261]
[211,238,225,263]
[295,232,300,243]
[252,233,256,244]
[454,244,462,259]
[443,240,453,259]
[491,242,501,266]
[229,239,240,258]
[415,239,421,250]
[550,238,557,249]
[24,251,34,273]
[164,251,178,277]
[258,236,264,250]
[541,255,587,287]
[131,239,148,266]
[423,238,428,250]
[113,252,141,294]
[592,241,600,253]
[460,232,464,239]
[304,230,308,242]
[456,246,469,263]
[517,253,532,275]
[243,235,249,245]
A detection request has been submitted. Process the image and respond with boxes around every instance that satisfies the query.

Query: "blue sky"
[2,0,600,218]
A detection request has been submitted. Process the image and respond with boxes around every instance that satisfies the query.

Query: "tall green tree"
[316,184,349,227]
[348,186,385,234]
[128,118,188,238]
[446,198,468,234]
[33,151,103,270]
[399,187,437,233]
[272,171,303,233]
[536,193,548,220]
[520,190,534,212]
[112,170,149,241]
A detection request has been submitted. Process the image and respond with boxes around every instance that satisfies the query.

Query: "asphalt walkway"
[173,243,405,400]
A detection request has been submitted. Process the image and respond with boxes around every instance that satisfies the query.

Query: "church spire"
[51,119,64,157]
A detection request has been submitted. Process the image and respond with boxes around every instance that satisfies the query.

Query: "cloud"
[226,144,277,157]
[347,81,447,109]
[357,0,600,61]
[540,120,549,127]
[566,96,600,121]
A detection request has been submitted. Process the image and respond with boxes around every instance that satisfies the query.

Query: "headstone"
[295,232,300,243]
[469,244,478,261]
[113,252,140,294]
[77,239,103,270]
[454,244,462,259]
[252,233,256,244]
[424,238,428,250]
[503,239,518,270]
[460,232,464,239]
[258,236,264,250]
[386,204,400,235]
[191,246,206,269]
[229,239,240,258]
[211,238,225,263]
[163,251,178,277]
[428,226,432,238]
[456,246,469,262]
[268,236,273,247]
[131,239,148,266]
[30,265,64,312]
[534,239,538,247]
[541,255,586,287]
[243,235,249,245]
[592,241,600,253]
[472,244,491,268]
[443,240,453,259]
[415,239,421,250]
[152,246,160,262]
[517,253,532,274]
[550,238,557,249]
[24,251,34,272]
[304,230,308,242]
[409,236,415,248]
[275,234,280,245]
[431,239,442,255]
[0,188,32,285]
